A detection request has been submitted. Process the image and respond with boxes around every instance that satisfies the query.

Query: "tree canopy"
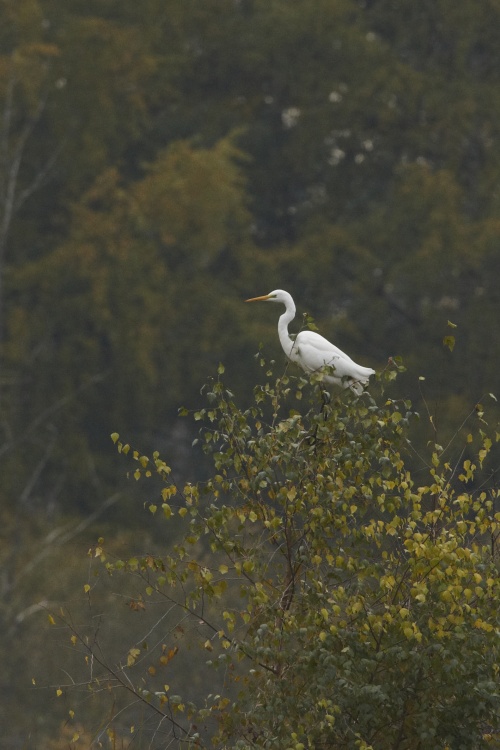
[53,364,500,748]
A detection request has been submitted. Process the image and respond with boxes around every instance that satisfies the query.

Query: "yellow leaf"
[48,614,56,625]
[83,584,91,594]
[127,647,141,667]
[56,689,62,697]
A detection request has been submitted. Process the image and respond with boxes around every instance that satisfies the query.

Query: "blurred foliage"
[0,0,500,745]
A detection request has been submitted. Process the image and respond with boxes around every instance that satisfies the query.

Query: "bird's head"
[246,289,290,305]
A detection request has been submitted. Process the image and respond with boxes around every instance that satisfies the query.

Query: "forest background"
[1,0,500,746]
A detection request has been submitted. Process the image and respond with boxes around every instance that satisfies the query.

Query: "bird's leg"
[317,387,331,421]
[320,388,331,416]
[308,387,331,444]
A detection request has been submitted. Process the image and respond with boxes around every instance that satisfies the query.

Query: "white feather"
[246,289,374,394]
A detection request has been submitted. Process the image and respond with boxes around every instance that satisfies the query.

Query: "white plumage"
[246,289,374,394]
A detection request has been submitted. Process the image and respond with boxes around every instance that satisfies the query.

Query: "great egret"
[246,289,374,394]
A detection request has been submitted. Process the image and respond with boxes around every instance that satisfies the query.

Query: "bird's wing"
[294,331,374,381]
[295,330,353,360]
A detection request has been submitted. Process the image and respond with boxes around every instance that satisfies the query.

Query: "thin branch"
[0,371,109,459]
[18,425,57,505]
[14,136,65,213]
[57,609,203,745]
[11,492,122,613]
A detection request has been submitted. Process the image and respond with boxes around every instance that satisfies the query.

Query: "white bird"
[246,289,375,394]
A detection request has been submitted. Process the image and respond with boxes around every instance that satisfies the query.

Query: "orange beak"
[246,294,271,302]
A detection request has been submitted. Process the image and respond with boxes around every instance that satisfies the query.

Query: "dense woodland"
[1,0,500,746]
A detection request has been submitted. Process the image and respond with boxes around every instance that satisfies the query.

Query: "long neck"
[277,297,296,357]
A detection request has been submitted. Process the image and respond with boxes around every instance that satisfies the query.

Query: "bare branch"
[0,371,109,460]
[0,58,62,346]
[14,137,64,212]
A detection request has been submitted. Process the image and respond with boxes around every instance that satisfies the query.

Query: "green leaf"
[443,335,455,352]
